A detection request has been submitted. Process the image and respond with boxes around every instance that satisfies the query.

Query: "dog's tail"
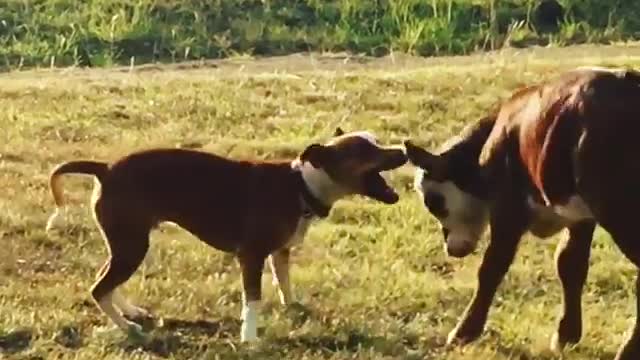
[46,161,109,232]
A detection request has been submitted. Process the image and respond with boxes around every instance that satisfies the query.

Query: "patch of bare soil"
[4,42,640,79]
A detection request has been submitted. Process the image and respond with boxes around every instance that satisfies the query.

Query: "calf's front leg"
[448,209,527,345]
[615,270,640,360]
[551,220,595,352]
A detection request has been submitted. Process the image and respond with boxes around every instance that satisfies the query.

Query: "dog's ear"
[404,140,443,173]
[300,143,330,168]
[333,127,345,137]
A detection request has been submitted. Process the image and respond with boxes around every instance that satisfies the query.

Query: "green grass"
[2,0,640,70]
[1,45,640,359]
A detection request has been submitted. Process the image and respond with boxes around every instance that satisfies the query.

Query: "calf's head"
[404,140,490,258]
[295,127,408,205]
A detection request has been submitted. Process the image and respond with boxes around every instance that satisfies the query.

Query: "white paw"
[127,322,144,334]
[124,306,150,319]
[126,322,150,343]
[240,301,259,343]
[45,208,64,233]
[241,323,258,343]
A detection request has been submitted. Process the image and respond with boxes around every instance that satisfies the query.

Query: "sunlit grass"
[1,46,639,359]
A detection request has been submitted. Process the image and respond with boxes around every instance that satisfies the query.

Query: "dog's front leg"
[269,248,293,305]
[239,253,266,343]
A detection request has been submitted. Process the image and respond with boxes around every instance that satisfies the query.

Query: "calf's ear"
[404,140,444,174]
[300,143,330,168]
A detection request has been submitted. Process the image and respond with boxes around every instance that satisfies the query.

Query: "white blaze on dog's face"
[407,141,490,258]
[292,127,408,207]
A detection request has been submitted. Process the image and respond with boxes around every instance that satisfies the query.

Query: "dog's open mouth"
[363,171,399,204]
[363,150,407,204]
[359,149,407,204]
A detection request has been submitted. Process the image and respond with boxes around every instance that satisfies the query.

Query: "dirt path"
[3,43,640,81]
[115,42,640,73]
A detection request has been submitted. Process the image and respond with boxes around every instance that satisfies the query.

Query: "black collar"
[295,170,331,219]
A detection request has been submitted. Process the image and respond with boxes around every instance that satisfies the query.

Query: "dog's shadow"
[159,316,241,337]
[260,328,429,359]
[120,316,241,357]
[0,328,33,354]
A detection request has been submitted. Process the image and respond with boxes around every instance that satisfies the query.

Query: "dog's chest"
[527,195,593,237]
[284,216,313,247]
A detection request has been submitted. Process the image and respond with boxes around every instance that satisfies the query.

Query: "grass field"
[3,0,640,70]
[2,44,640,359]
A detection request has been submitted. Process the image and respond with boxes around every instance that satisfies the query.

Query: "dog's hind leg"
[92,258,149,319]
[269,248,292,305]
[91,222,150,339]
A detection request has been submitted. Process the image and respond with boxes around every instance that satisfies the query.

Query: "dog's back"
[96,148,301,252]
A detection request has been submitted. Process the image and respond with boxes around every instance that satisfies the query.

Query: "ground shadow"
[0,328,32,354]
[119,316,241,357]
[160,316,241,337]
[54,325,83,349]
[269,328,426,358]
[478,331,620,360]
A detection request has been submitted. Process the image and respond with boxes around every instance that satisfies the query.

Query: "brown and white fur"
[45,128,407,342]
[405,67,640,360]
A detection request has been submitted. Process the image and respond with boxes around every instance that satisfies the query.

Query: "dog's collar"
[294,169,331,219]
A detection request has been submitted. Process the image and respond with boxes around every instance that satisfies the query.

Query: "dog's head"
[404,140,490,258]
[296,127,407,205]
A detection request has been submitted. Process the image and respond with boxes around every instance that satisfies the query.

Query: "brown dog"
[46,128,407,342]
[405,67,640,360]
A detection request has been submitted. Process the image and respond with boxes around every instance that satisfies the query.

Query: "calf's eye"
[424,190,448,218]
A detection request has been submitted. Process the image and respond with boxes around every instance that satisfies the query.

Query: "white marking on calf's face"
[414,168,490,257]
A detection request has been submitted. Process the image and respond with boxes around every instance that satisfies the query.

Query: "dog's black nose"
[424,191,448,218]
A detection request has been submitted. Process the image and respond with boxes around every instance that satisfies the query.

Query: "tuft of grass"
[1,45,640,359]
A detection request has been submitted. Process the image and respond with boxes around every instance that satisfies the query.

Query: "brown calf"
[46,128,407,342]
[405,67,640,360]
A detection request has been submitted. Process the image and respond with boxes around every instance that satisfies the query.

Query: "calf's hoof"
[446,322,483,346]
[550,325,581,353]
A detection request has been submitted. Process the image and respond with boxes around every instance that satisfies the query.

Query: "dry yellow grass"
[2,45,640,359]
